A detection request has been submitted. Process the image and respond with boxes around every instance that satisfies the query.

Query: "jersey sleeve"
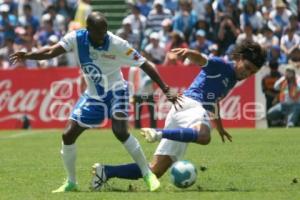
[117,39,146,67]
[58,31,76,52]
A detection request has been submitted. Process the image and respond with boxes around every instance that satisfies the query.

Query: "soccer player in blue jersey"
[9,12,180,192]
[90,40,266,190]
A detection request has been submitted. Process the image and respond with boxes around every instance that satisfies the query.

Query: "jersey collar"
[86,32,110,51]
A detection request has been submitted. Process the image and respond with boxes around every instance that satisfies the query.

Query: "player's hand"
[163,86,183,110]
[170,48,189,58]
[9,52,26,65]
[217,128,232,143]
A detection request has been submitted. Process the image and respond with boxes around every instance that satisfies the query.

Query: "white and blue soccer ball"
[170,160,197,188]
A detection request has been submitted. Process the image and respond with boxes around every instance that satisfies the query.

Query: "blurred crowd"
[120,0,300,68]
[0,0,299,69]
[0,0,92,69]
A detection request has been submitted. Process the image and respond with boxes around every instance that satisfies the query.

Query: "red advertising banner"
[0,67,255,129]
[220,77,255,127]
[0,68,80,129]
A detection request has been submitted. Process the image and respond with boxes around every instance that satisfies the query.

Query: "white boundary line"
[0,129,59,140]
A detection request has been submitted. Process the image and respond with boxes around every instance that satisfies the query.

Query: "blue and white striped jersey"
[59,29,146,99]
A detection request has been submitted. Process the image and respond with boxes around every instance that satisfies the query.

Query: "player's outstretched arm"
[214,118,232,143]
[9,44,66,65]
[212,102,232,143]
[140,61,166,90]
[140,61,183,108]
[170,48,207,66]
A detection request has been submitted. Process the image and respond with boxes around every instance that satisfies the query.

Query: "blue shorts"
[70,88,129,127]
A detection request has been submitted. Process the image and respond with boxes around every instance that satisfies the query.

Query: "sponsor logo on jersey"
[101,53,116,60]
[81,62,103,83]
[126,48,134,56]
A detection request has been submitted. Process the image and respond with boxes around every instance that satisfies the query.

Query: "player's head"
[86,11,108,47]
[231,40,266,80]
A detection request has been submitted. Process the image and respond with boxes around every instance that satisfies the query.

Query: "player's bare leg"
[150,155,173,178]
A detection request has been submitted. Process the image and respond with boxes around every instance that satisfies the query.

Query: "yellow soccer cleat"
[52,180,78,193]
[143,172,160,192]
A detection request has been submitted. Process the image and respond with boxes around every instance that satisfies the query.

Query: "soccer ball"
[170,160,197,188]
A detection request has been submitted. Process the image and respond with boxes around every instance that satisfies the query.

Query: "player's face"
[87,25,107,47]
[235,59,258,80]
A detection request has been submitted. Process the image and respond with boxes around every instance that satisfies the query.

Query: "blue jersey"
[184,57,237,112]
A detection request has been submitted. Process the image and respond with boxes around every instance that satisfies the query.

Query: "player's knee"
[112,124,129,142]
[196,126,211,145]
[197,133,211,145]
[61,120,85,145]
[62,131,76,145]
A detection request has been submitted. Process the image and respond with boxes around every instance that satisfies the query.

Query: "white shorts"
[154,96,211,161]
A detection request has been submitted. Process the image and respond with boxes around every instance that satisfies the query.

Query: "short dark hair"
[86,11,108,30]
[231,40,267,69]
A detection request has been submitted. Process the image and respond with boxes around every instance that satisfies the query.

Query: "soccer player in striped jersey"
[9,11,180,193]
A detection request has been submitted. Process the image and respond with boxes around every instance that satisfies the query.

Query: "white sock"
[123,135,150,177]
[61,143,77,183]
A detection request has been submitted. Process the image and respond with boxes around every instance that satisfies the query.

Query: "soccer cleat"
[52,180,78,193]
[90,163,107,191]
[140,128,161,143]
[143,171,160,192]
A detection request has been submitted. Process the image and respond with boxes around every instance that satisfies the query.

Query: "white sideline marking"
[0,130,58,140]
[0,131,40,139]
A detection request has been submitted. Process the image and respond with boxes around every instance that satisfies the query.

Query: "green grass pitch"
[0,128,299,200]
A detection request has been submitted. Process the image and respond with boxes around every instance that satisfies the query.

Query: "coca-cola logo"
[0,78,79,123]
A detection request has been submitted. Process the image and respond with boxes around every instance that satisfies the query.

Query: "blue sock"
[104,163,142,180]
[157,128,198,142]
